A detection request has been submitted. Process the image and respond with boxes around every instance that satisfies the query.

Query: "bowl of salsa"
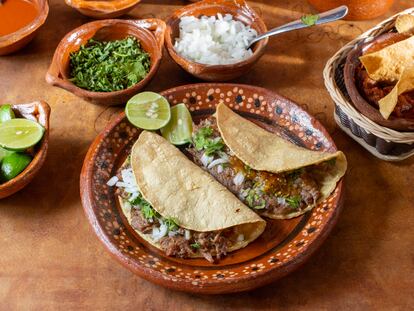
[0,0,49,55]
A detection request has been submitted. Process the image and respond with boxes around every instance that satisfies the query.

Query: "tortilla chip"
[215,103,347,219]
[396,14,414,35]
[359,35,414,82]
[130,131,265,250]
[378,66,414,119]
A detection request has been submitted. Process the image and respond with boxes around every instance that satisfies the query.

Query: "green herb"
[164,218,179,232]
[301,14,319,26]
[130,194,158,220]
[244,164,252,175]
[193,126,225,156]
[326,158,337,166]
[190,242,200,249]
[254,200,266,210]
[286,196,302,209]
[69,36,150,92]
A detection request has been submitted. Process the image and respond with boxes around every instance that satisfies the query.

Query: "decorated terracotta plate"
[80,83,344,294]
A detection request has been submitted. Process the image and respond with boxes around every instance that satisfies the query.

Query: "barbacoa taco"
[114,131,265,263]
[187,103,347,219]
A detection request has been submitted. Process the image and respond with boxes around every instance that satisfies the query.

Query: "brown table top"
[1,0,413,309]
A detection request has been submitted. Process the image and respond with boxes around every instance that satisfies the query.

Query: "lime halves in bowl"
[126,92,171,130]
[0,118,45,151]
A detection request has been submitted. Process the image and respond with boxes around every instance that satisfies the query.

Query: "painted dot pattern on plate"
[82,84,343,292]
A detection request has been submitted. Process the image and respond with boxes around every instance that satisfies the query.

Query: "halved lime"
[1,153,32,181]
[0,105,15,123]
[161,104,193,145]
[0,118,45,151]
[126,92,171,130]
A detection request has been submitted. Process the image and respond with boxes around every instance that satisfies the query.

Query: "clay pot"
[0,101,50,199]
[65,0,141,19]
[45,19,165,106]
[0,0,49,56]
[307,0,394,21]
[164,0,268,81]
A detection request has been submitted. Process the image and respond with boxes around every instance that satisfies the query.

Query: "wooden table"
[1,0,413,309]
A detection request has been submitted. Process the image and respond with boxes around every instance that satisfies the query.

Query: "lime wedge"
[0,118,45,151]
[126,92,171,130]
[1,153,32,181]
[0,105,15,123]
[0,147,14,162]
[161,104,193,145]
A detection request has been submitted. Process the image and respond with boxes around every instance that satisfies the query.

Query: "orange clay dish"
[65,0,141,19]
[0,0,38,37]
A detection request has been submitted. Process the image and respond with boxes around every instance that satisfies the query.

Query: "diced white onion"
[233,172,245,186]
[152,223,168,242]
[200,153,214,167]
[237,234,245,242]
[184,230,191,240]
[277,197,287,205]
[217,165,224,174]
[168,231,177,237]
[106,176,119,187]
[207,158,229,169]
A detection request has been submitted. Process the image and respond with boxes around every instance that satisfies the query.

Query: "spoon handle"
[249,5,348,47]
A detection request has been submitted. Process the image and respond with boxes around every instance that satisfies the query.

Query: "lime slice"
[161,104,193,145]
[126,92,171,130]
[1,153,32,181]
[0,105,15,123]
[0,147,14,162]
[0,118,45,151]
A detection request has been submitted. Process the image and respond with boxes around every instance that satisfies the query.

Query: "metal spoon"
[248,5,349,48]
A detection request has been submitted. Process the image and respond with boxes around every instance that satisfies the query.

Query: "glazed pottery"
[164,0,268,81]
[80,83,345,294]
[0,101,50,199]
[65,0,141,19]
[0,0,49,56]
[45,19,165,106]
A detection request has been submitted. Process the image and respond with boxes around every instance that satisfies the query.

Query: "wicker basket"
[324,7,414,161]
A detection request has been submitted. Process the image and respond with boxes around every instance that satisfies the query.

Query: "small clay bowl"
[0,0,49,56]
[165,0,268,81]
[65,0,141,19]
[344,32,414,131]
[0,101,50,199]
[45,19,165,106]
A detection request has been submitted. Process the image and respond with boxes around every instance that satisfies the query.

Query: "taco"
[187,103,347,219]
[113,131,266,263]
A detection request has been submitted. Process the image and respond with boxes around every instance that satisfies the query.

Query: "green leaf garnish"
[193,126,225,156]
[326,158,337,166]
[69,36,150,92]
[164,218,179,232]
[286,196,302,209]
[301,14,319,26]
[190,242,200,249]
[130,194,158,220]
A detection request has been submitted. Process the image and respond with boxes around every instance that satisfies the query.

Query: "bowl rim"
[0,0,49,47]
[64,0,141,14]
[0,101,50,195]
[45,18,165,101]
[80,83,345,294]
[344,32,414,131]
[164,0,269,70]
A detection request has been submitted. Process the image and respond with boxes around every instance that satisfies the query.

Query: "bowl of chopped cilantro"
[46,19,166,106]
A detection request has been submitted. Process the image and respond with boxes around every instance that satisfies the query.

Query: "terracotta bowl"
[45,19,165,106]
[0,0,49,56]
[165,0,268,81]
[80,83,345,294]
[344,32,414,131]
[0,101,50,199]
[65,0,141,19]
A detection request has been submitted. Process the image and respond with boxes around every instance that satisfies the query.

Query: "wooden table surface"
[1,0,413,310]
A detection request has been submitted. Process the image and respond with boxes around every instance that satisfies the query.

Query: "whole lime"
[1,153,32,182]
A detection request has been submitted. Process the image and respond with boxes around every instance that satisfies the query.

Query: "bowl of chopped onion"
[165,0,268,81]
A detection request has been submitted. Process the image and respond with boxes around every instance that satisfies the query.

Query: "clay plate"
[64,0,141,19]
[164,0,268,81]
[80,83,344,294]
[0,101,50,199]
[344,32,414,131]
[0,0,49,56]
[46,19,165,106]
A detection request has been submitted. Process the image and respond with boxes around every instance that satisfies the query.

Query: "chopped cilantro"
[286,196,302,209]
[193,126,225,156]
[190,242,200,249]
[130,194,158,220]
[69,36,150,92]
[326,158,337,166]
[164,218,179,232]
[301,14,319,26]
[253,200,266,210]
